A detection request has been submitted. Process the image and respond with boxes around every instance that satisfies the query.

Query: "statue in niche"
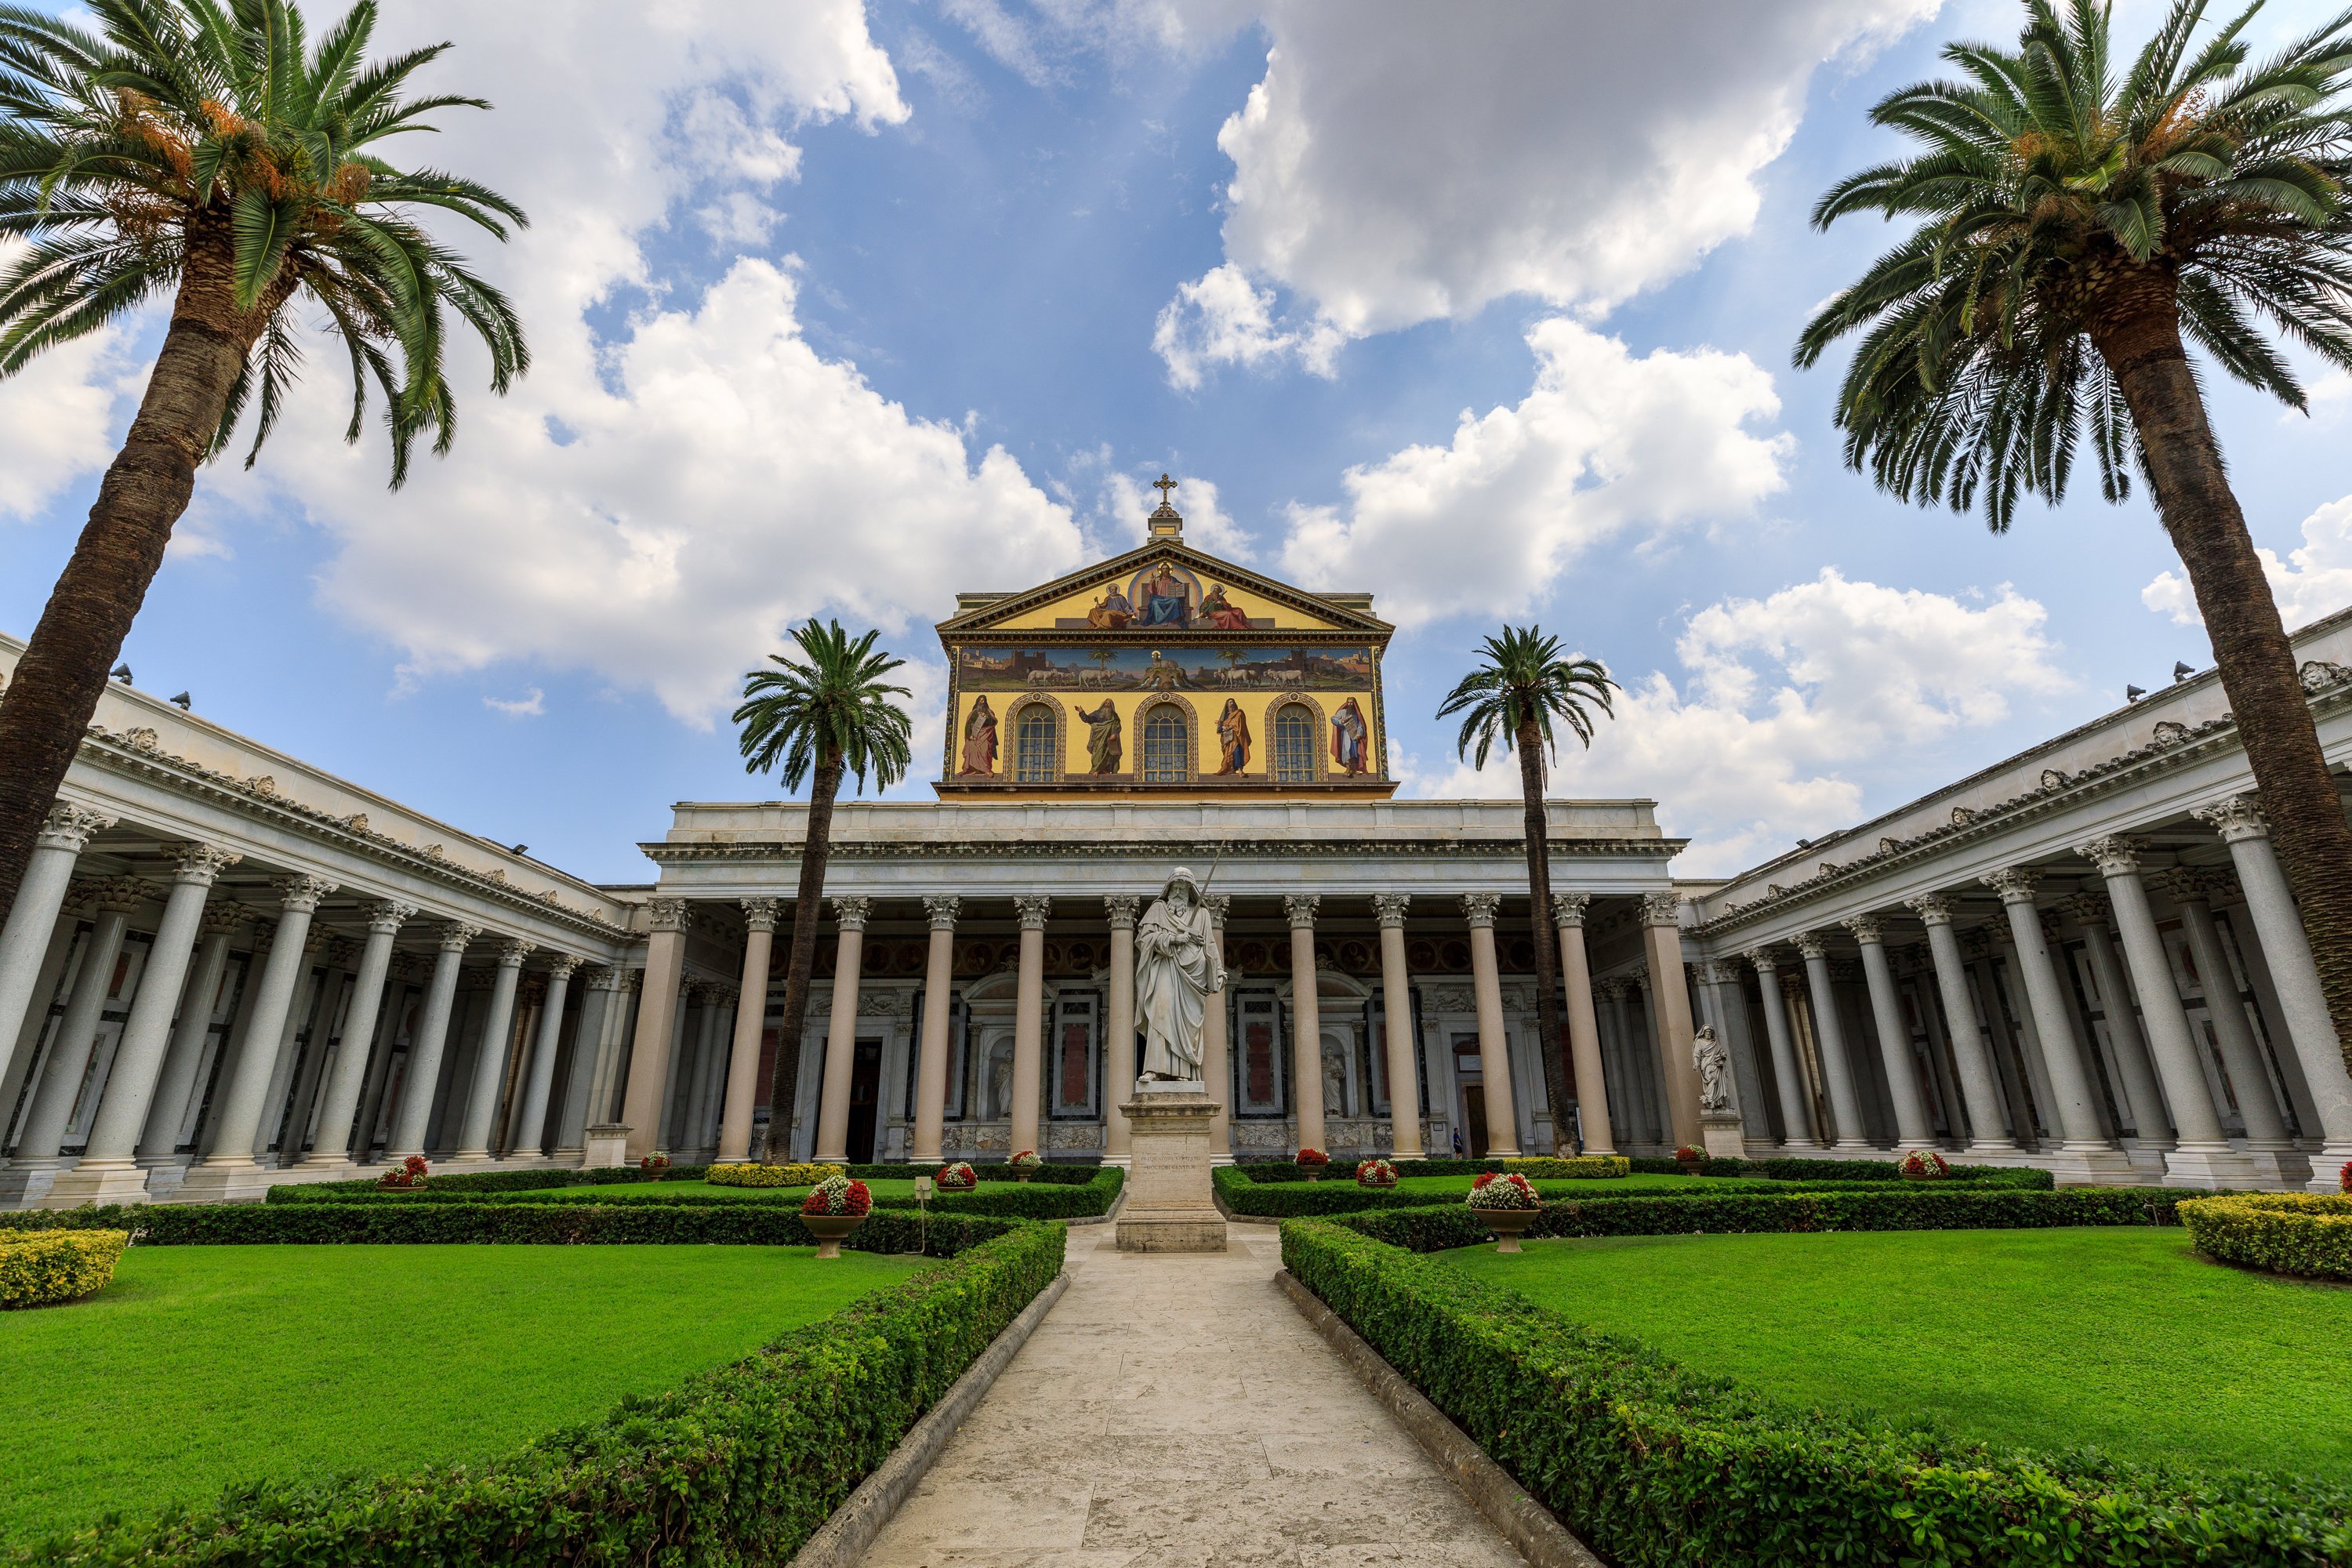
[1134,867,1224,1083]
[987,1041,1014,1120]
[1692,1025,1732,1111]
[1214,698,1251,775]
[1330,697,1371,775]
[959,696,999,776]
[1077,698,1123,773]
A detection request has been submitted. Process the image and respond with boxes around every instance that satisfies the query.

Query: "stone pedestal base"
[1116,1083,1226,1254]
[1697,1111,1745,1160]
[169,1156,282,1205]
[37,1157,158,1208]
[583,1123,630,1169]
[2158,1141,2266,1190]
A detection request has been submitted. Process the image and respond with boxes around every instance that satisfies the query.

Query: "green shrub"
[1499,1156,1630,1179]
[267,1166,1127,1221]
[9,1221,1062,1566]
[0,1229,126,1308]
[2180,1193,2352,1280]
[1279,1218,2350,1566]
[706,1162,844,1188]
[1211,1164,2059,1221]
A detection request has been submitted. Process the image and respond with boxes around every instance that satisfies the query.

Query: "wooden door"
[1462,1083,1489,1158]
[848,1037,883,1163]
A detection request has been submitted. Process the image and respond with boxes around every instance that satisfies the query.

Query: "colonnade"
[1722,795,2352,1191]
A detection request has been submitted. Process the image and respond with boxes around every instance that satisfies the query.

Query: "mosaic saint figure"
[1088,586,1132,629]
[1330,697,1370,775]
[1214,698,1251,775]
[1077,698,1123,774]
[960,696,999,775]
[1200,583,1251,631]
[1134,867,1224,1082]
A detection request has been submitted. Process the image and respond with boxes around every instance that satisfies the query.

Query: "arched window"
[1141,704,1189,782]
[1272,702,1316,782]
[1014,704,1058,783]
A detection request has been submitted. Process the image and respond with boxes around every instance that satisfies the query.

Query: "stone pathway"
[855,1223,1525,1568]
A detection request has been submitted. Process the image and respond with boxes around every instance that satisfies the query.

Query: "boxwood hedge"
[1280,1217,2350,1566]
[0,1228,126,1308]
[266,1165,1126,1220]
[7,1221,1064,1566]
[1211,1163,2060,1221]
[2180,1192,2352,1281]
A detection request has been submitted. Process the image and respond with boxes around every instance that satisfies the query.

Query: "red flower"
[1297,1148,1329,1166]
[2339,1159,2351,1193]
[1472,1171,1497,1189]
[843,1179,873,1217]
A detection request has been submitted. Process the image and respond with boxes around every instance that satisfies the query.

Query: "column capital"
[1795,931,1831,961]
[199,901,251,937]
[644,895,692,933]
[437,920,484,953]
[543,953,583,981]
[2158,865,2234,906]
[739,897,780,932]
[37,802,116,852]
[1458,891,1502,927]
[320,935,360,968]
[1550,891,1592,927]
[1012,895,1051,931]
[1904,892,1956,926]
[1370,892,1412,928]
[2194,793,2270,843]
[1639,890,1683,927]
[1743,945,1780,973]
[2077,834,2146,875]
[2062,891,2114,928]
[1102,895,1139,927]
[270,873,338,913]
[1980,866,2042,904]
[1283,893,1321,928]
[1592,976,1626,1000]
[582,964,623,992]
[362,898,419,934]
[168,843,241,885]
[1202,892,1231,928]
[1699,959,1740,985]
[924,895,964,930]
[1842,914,1886,946]
[833,895,875,931]
[494,937,537,967]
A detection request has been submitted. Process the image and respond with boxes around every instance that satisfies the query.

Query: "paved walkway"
[856,1223,1525,1568]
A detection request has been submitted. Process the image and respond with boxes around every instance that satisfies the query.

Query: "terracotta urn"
[1478,1207,1540,1254]
[802,1212,866,1259]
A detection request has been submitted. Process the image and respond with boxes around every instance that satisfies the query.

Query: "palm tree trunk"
[2097,296,2352,1073]
[0,213,259,916]
[1515,720,1577,1146]
[764,752,844,1159]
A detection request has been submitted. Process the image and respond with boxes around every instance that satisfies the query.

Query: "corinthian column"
[1639,892,1703,1149]
[1009,895,1050,1160]
[1285,895,1327,1156]
[1373,894,1426,1157]
[1795,933,1870,1150]
[619,898,690,1163]
[452,938,532,1160]
[1461,892,1520,1156]
[299,899,414,1172]
[814,897,873,1163]
[913,896,962,1163]
[0,804,114,1093]
[1101,896,1138,1164]
[2197,794,2352,1189]
[1905,895,2016,1155]
[1746,947,1819,1149]
[718,899,779,1162]
[2059,890,2170,1160]
[1548,894,1611,1156]
[1845,915,1935,1145]
[510,955,579,1160]
[1988,862,2136,1184]
[390,920,481,1159]
[140,901,247,1165]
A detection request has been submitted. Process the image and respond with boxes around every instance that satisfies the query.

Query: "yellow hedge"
[2177,1192,2352,1280]
[1,1227,127,1308]
[1501,1156,1633,1180]
[706,1162,845,1189]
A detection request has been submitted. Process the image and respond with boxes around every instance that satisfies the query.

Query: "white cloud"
[0,307,133,522]
[2143,492,2352,634]
[1155,0,1939,381]
[1279,318,1791,625]
[1413,571,2075,873]
[1152,262,1342,390]
[484,688,546,717]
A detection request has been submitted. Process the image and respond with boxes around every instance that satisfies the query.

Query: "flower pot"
[1014,1171,1033,1184]
[1303,1171,1320,1182]
[1675,1158,1703,1175]
[1476,1207,1540,1254]
[801,1212,866,1259]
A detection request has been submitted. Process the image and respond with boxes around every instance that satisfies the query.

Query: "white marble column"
[1009,895,1050,1160]
[1983,862,2137,1183]
[389,920,480,1160]
[1745,947,1818,1149]
[0,804,114,1094]
[1285,895,1327,1157]
[813,896,873,1163]
[2059,890,2172,1160]
[452,938,531,1160]
[1795,933,1871,1150]
[1548,894,1612,1156]
[509,954,578,1160]
[1904,895,2017,1156]
[2161,866,2296,1182]
[1203,893,1234,1163]
[616,898,690,1163]
[555,968,617,1155]
[8,877,146,1192]
[1844,916,1936,1146]
[695,988,735,1153]
[2196,795,2352,1189]
[717,898,779,1163]
[1373,894,1427,1158]
[911,897,963,1163]
[1100,896,1137,1165]
[1460,893,1520,1156]
[302,899,413,1171]
[45,848,241,1205]
[139,902,246,1165]
[1639,893,1704,1150]
[176,875,338,1200]
[1700,959,1770,1146]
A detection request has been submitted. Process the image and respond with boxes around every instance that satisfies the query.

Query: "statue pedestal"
[1698,1109,1746,1160]
[1116,1082,1228,1254]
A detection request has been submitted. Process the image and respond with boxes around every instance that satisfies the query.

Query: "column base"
[36,1157,158,1209]
[2029,1142,2142,1187]
[1958,1142,2027,1165]
[1828,1138,1875,1153]
[170,1156,284,1204]
[2239,1141,2307,1190]
[0,1156,69,1207]
[2302,1143,2352,1194]
[1778,1140,1828,1156]
[1099,1153,1132,1169]
[2158,1142,2265,1190]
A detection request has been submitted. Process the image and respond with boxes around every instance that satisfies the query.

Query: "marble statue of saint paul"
[1135,868,1224,1083]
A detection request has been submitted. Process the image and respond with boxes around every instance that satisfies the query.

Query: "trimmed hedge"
[5,1202,1023,1254]
[0,1229,126,1308]
[2180,1192,2352,1281]
[1280,1218,2349,1566]
[1327,1185,2199,1250]
[10,1221,1064,1566]
[707,1162,844,1188]
[1212,1163,2060,1221]
[1500,1156,1632,1179]
[267,1165,1127,1221]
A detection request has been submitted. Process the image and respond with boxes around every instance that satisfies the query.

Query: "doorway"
[848,1037,883,1163]
[1461,1085,1489,1158]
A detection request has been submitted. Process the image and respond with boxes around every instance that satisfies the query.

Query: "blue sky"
[3,0,2348,881]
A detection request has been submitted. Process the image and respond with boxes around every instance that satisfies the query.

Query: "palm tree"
[1437,626,1617,1147]
[0,0,527,916]
[734,619,913,1160]
[1796,0,2352,1066]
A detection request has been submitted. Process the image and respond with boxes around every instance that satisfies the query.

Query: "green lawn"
[1443,1228,2352,1480]
[0,1243,923,1546]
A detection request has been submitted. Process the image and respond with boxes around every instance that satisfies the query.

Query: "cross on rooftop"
[1152,473,1178,506]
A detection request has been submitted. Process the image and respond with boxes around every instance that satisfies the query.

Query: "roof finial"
[1147,471,1184,538]
[1152,473,1178,506]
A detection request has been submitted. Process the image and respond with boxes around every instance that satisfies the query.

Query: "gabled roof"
[935,537,1392,638]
